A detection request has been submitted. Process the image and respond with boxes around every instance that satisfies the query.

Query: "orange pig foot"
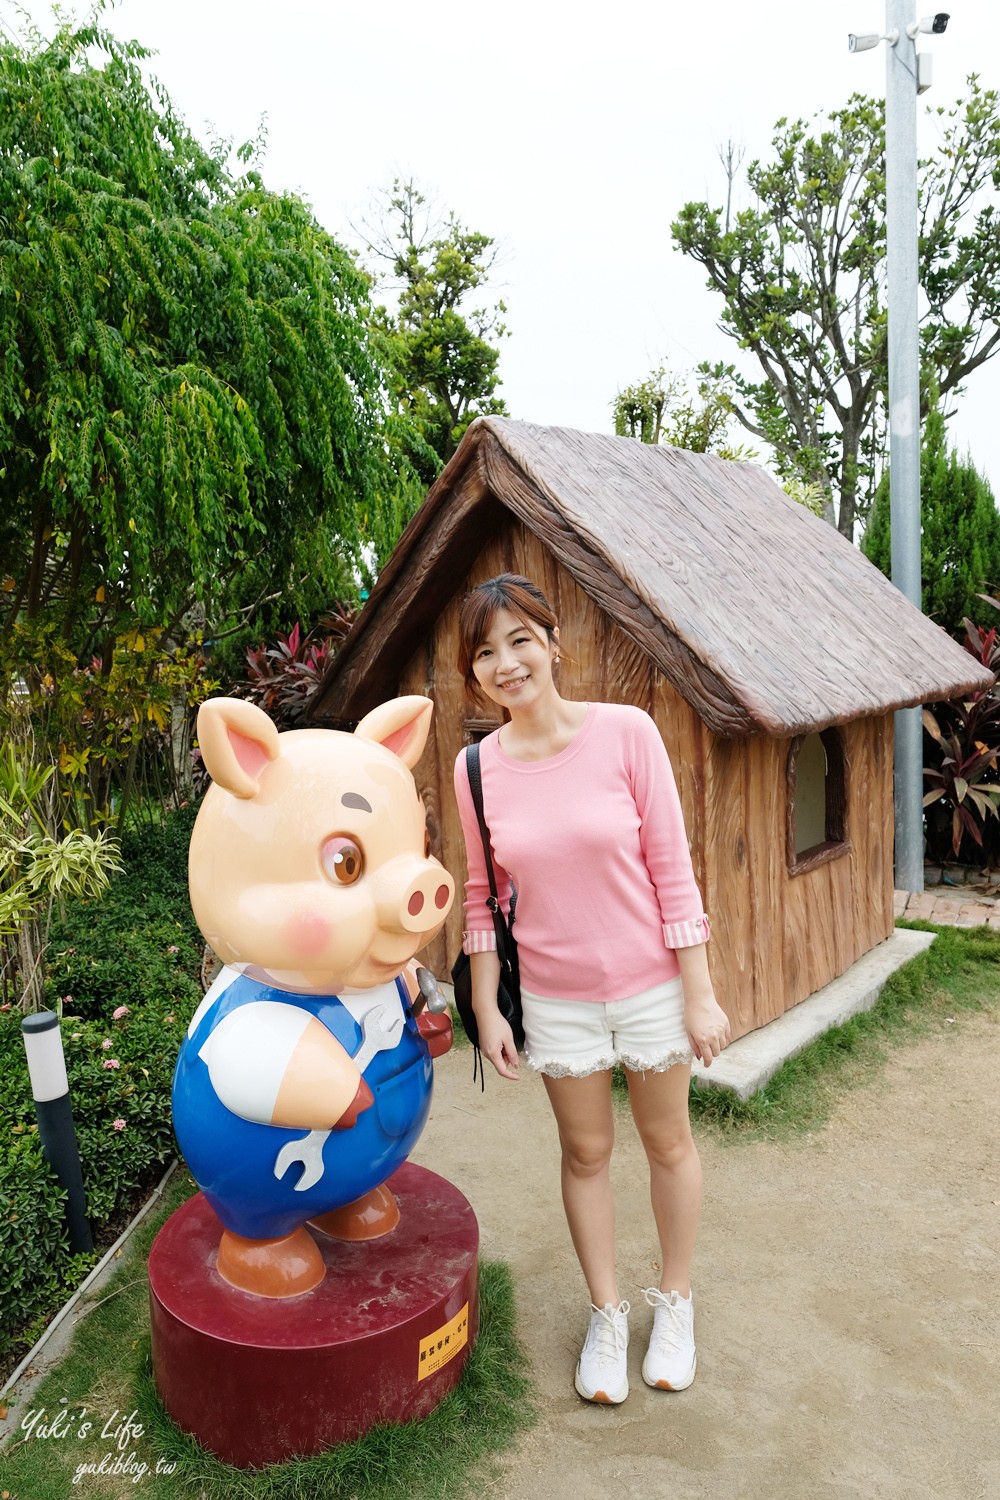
[216,1226,325,1298]
[309,1182,400,1241]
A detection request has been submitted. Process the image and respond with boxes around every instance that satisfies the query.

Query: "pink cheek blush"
[284,913,331,957]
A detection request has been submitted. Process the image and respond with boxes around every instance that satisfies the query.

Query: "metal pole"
[885,0,924,894]
[21,1010,93,1253]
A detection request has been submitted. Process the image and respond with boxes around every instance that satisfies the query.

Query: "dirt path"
[413,1011,1000,1500]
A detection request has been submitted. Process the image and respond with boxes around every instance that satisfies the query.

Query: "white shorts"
[521,977,693,1080]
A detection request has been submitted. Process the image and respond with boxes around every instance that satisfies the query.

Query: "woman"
[453,574,730,1405]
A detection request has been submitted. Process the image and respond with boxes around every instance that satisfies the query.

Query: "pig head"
[190,695,454,994]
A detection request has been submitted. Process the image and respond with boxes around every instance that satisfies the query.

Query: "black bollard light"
[21,1010,93,1253]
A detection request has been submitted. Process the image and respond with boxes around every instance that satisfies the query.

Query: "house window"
[463,717,504,745]
[786,728,849,874]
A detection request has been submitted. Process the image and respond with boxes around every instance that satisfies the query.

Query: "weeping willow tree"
[0,12,409,662]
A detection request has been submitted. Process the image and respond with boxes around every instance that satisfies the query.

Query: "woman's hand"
[469,950,520,1080]
[674,942,730,1067]
[476,1008,521,1080]
[683,993,731,1067]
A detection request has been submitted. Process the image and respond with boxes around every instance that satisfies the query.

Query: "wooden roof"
[312,418,994,737]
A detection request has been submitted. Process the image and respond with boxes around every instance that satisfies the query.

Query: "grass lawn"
[0,1170,536,1500]
[686,920,1000,1138]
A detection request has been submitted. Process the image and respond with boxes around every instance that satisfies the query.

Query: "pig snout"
[375,859,454,934]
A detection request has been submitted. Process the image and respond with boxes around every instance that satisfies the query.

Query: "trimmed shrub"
[0,1131,73,1339]
[0,806,202,1375]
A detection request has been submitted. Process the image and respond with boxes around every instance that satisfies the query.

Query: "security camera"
[907,12,949,36]
[848,31,881,52]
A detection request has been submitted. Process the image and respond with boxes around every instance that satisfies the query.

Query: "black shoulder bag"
[450,741,524,1085]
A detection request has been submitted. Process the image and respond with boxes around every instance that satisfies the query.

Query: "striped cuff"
[663,914,711,949]
[462,929,499,955]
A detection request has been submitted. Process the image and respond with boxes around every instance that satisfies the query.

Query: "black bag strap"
[465,743,515,975]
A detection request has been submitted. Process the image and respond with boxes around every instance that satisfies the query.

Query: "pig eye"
[424,829,431,858]
[322,835,364,885]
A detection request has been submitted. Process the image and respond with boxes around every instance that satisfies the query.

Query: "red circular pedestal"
[148,1162,479,1468]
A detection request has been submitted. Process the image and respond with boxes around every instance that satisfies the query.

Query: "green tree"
[612,364,756,459]
[612,364,830,514]
[361,178,509,479]
[862,404,1000,634]
[0,14,404,664]
[672,80,1000,538]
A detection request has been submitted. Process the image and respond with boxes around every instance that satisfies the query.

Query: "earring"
[554,655,561,664]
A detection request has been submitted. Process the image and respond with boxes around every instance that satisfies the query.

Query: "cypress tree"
[862,405,1000,634]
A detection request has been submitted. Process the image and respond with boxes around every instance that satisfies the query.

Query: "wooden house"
[310,419,991,1042]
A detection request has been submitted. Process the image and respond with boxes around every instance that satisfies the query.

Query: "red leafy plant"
[243,623,330,728]
[242,606,358,729]
[923,607,1000,862]
[191,605,359,796]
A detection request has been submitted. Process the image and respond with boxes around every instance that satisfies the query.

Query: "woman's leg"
[626,1062,701,1295]
[541,1070,618,1306]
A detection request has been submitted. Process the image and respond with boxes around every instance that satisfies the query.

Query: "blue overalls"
[172,973,432,1240]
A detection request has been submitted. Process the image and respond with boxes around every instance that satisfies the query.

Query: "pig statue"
[172,695,455,1298]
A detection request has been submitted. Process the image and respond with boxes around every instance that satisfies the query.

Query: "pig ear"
[354,696,432,770]
[197,698,281,799]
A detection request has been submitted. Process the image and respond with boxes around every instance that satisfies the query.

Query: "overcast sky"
[6,0,1000,495]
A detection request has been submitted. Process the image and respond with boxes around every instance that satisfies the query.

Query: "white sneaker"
[641,1288,696,1390]
[574,1299,630,1404]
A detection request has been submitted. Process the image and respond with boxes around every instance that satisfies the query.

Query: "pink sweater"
[453,703,709,1002]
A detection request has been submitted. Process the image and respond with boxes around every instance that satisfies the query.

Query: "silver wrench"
[351,1001,405,1071]
[272,1127,330,1193]
[273,1002,405,1192]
